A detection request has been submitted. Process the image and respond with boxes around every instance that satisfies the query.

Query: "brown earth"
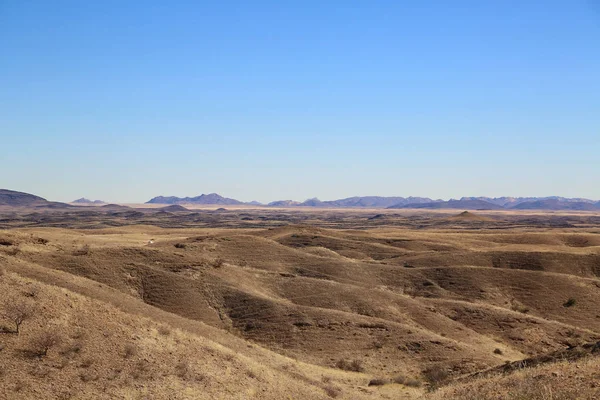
[1,207,600,398]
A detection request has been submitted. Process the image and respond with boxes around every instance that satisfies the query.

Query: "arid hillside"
[1,209,600,398]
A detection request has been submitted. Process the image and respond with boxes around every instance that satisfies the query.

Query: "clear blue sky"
[1,1,599,203]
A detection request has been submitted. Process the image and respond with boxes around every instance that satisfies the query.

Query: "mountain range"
[1,189,599,211]
[145,193,600,211]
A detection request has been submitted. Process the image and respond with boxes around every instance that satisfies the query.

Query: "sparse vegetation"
[1,218,600,399]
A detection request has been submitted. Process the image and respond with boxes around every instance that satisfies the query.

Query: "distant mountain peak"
[146,193,244,205]
[72,198,105,204]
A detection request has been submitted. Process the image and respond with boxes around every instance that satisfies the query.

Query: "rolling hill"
[1,206,600,398]
[0,189,49,207]
[0,189,72,209]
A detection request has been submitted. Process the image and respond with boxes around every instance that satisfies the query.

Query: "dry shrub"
[30,331,62,357]
[368,378,387,386]
[323,385,341,398]
[23,285,40,298]
[55,358,70,370]
[106,368,121,381]
[34,237,49,245]
[246,369,257,379]
[79,371,99,382]
[2,299,36,334]
[563,298,577,307]
[70,329,86,340]
[423,365,449,389]
[132,359,153,380]
[494,348,503,355]
[212,257,225,268]
[60,341,83,358]
[72,244,90,256]
[29,364,51,378]
[175,360,190,379]
[510,302,530,314]
[157,325,171,336]
[405,378,422,388]
[335,359,364,372]
[174,243,186,249]
[123,343,137,358]
[79,357,94,368]
[13,380,26,392]
[4,246,20,256]
[0,238,14,246]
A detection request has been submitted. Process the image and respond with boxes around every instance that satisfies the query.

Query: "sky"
[1,1,599,203]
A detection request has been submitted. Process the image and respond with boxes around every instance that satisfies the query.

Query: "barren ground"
[1,206,599,399]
